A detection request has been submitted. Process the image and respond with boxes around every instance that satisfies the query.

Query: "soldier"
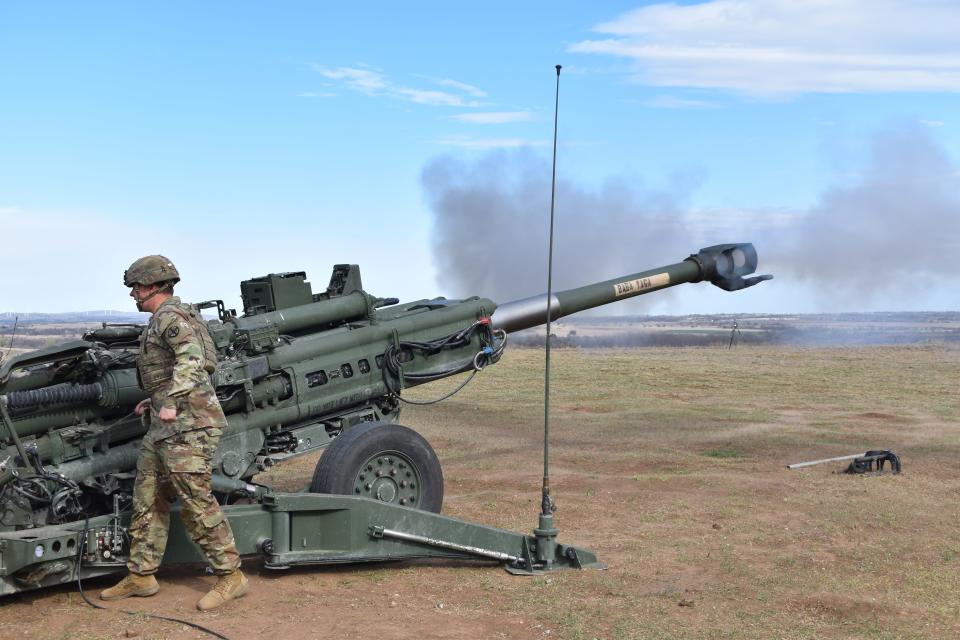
[100,255,248,611]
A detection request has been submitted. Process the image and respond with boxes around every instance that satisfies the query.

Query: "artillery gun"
[0,243,769,596]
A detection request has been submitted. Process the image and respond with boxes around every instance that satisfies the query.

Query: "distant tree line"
[511,325,959,348]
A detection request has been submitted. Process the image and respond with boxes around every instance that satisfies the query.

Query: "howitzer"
[0,243,769,596]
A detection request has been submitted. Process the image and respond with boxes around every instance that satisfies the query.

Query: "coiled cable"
[381,321,506,405]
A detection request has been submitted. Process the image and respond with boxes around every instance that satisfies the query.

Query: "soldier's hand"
[134,399,152,416]
[158,406,177,422]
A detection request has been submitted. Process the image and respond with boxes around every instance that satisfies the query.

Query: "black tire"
[310,422,444,513]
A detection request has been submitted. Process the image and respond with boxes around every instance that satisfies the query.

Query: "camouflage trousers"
[127,428,241,576]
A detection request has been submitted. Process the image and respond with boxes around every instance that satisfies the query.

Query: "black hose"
[6,382,103,409]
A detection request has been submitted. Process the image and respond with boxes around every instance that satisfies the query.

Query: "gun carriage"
[0,243,769,595]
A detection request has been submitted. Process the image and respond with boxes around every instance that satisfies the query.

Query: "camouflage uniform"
[128,296,240,576]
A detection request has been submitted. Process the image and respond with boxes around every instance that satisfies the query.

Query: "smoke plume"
[423,125,960,310]
[767,124,960,302]
[422,149,705,306]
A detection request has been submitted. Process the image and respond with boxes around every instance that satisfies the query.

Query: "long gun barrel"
[492,243,771,333]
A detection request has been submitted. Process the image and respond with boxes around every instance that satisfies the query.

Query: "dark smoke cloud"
[422,148,706,306]
[423,125,960,310]
[768,124,960,302]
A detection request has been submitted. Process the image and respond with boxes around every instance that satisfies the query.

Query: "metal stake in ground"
[728,320,742,349]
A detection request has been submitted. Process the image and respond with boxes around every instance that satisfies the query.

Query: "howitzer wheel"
[310,422,444,513]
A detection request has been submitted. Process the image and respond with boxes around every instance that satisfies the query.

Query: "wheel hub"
[354,453,420,507]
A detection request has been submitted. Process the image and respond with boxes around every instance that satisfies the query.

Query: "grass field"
[2,344,959,639]
[400,345,960,639]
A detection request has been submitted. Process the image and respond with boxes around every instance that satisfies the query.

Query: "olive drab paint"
[0,245,770,596]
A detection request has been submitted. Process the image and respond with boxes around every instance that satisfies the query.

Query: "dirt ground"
[1,345,959,640]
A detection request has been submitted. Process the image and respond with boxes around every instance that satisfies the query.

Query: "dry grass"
[401,345,960,639]
[3,344,959,639]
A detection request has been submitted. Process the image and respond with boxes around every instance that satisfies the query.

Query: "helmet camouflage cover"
[124,255,181,287]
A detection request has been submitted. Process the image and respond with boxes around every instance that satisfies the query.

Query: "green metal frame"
[0,492,603,596]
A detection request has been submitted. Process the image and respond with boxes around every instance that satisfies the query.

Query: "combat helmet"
[124,255,181,287]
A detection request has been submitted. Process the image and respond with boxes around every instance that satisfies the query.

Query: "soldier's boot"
[100,573,160,601]
[196,570,249,611]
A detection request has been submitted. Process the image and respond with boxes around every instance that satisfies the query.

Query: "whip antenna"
[511,65,602,575]
[542,64,561,516]
[530,64,563,569]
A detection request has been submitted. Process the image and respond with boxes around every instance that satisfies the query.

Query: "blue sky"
[1,1,957,314]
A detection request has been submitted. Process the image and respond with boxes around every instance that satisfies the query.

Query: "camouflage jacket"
[137,296,226,441]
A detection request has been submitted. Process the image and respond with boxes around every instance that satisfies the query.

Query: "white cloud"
[314,66,388,93]
[450,111,536,124]
[570,0,960,96]
[641,95,716,109]
[394,87,478,107]
[428,77,487,98]
[313,65,483,107]
[434,136,547,149]
[920,119,945,127]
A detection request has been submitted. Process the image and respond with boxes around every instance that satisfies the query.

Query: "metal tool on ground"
[843,450,902,474]
[787,450,902,474]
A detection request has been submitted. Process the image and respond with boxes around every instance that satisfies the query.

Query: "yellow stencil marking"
[613,272,670,297]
